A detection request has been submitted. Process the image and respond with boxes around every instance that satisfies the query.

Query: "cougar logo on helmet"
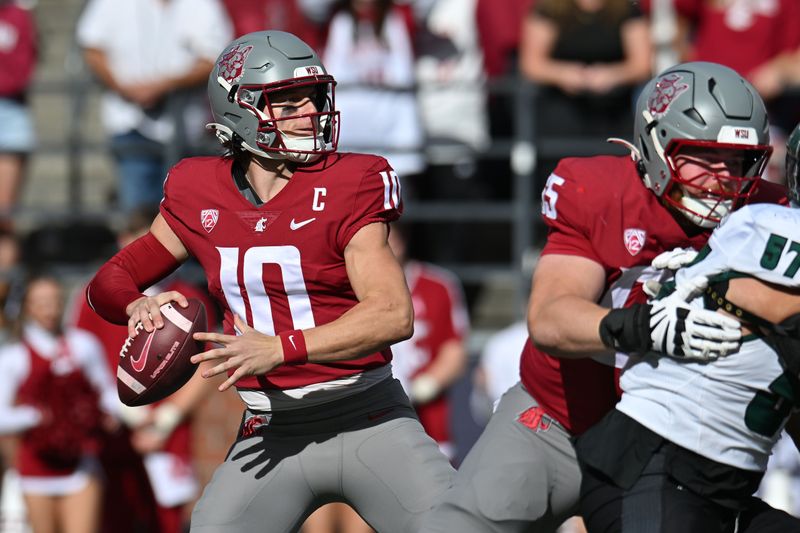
[647,74,689,119]
[217,44,253,85]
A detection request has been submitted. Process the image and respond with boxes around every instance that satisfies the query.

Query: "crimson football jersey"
[521,155,786,436]
[392,261,469,444]
[160,153,402,390]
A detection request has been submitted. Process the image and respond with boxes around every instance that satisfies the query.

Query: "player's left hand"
[652,247,699,271]
[191,315,283,391]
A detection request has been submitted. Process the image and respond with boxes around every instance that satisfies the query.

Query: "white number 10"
[217,246,315,335]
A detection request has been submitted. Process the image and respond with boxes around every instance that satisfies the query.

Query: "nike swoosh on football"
[290,217,316,230]
[131,329,156,373]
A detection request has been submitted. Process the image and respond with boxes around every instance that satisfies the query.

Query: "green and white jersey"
[618,203,800,472]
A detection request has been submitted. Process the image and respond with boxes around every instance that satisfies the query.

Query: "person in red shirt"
[86,30,454,533]
[670,0,800,101]
[388,223,469,461]
[0,0,36,228]
[420,61,785,533]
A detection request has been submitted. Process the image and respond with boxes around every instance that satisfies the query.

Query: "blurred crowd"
[1,0,800,532]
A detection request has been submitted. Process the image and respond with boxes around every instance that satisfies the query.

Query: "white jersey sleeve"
[676,204,800,287]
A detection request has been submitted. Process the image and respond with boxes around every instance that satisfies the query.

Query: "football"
[117,298,207,406]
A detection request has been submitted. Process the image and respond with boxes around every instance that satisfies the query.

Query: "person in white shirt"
[75,0,233,212]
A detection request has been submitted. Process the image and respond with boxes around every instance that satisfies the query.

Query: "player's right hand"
[599,296,742,362]
[647,296,741,361]
[125,291,189,338]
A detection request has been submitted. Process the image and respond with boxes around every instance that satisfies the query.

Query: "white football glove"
[651,247,700,271]
[599,294,741,362]
[647,295,741,360]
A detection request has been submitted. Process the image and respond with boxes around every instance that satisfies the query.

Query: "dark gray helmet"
[787,123,800,206]
[633,61,772,228]
[207,31,339,163]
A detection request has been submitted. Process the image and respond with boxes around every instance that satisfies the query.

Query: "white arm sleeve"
[0,345,41,434]
[70,329,120,418]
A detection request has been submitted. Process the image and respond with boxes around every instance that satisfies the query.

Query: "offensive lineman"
[575,123,800,532]
[421,62,786,532]
[86,31,455,533]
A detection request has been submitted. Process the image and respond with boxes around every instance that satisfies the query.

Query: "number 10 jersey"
[160,153,402,391]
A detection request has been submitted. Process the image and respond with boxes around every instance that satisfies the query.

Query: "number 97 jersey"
[159,153,403,391]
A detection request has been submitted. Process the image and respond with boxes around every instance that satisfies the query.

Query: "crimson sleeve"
[337,158,403,250]
[86,233,181,325]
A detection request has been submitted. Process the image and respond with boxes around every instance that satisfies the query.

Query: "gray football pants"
[420,382,581,533]
[190,378,455,532]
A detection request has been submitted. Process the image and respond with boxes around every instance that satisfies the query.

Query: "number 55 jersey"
[619,203,800,472]
[159,153,402,392]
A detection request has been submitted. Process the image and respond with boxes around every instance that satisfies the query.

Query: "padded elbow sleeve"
[86,233,182,325]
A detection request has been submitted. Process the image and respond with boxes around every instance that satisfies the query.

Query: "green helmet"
[787,123,800,206]
[207,31,339,163]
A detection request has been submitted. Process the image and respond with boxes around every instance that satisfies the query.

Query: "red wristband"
[279,330,308,365]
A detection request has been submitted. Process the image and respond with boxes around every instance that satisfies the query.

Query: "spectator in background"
[323,0,426,182]
[413,0,490,203]
[475,0,530,80]
[673,0,800,102]
[388,223,469,462]
[668,0,800,169]
[75,0,232,213]
[519,0,652,141]
[220,0,327,50]
[0,276,118,533]
[414,0,488,161]
[71,206,221,533]
[0,1,36,229]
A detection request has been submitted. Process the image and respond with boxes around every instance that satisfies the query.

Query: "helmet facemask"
[236,77,340,163]
[663,139,772,228]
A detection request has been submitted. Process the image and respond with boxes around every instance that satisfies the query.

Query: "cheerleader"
[0,276,118,533]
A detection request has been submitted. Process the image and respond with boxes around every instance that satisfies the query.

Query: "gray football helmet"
[207,31,339,163]
[787,123,800,206]
[633,62,772,228]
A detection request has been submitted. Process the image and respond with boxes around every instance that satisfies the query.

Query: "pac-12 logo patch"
[201,209,219,233]
[624,228,646,256]
[647,73,689,119]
